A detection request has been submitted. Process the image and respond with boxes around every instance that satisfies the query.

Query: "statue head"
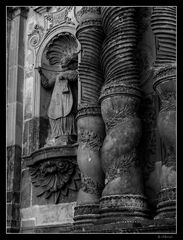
[61,52,78,70]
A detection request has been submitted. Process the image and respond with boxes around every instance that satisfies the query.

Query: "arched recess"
[33,24,81,148]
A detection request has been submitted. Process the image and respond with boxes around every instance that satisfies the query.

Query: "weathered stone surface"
[73,218,176,233]
[21,202,76,227]
[7,145,22,192]
[20,169,31,208]
[22,117,40,156]
[21,219,176,233]
[23,75,34,120]
[6,7,27,233]
[6,102,23,147]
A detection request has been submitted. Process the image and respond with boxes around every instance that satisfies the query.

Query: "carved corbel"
[25,146,80,204]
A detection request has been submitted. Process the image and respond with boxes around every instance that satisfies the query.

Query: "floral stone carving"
[29,158,80,203]
[25,146,80,204]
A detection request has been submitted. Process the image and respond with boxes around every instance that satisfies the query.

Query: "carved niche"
[25,32,81,203]
[38,32,79,146]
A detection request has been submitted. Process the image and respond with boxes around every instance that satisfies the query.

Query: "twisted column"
[74,7,105,224]
[151,7,176,219]
[99,7,149,222]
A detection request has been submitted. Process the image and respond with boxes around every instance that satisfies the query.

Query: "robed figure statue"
[38,53,78,146]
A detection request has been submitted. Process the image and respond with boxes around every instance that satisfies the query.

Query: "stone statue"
[38,53,78,146]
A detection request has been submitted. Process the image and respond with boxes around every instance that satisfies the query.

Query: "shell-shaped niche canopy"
[43,32,79,71]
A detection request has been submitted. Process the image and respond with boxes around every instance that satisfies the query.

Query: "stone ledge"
[73,218,176,233]
[20,218,176,233]
[20,202,76,226]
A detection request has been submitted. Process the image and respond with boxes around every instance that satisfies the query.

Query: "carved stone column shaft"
[151,7,176,220]
[99,7,149,222]
[74,7,105,224]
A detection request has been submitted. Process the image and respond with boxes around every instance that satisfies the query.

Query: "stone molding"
[76,104,101,120]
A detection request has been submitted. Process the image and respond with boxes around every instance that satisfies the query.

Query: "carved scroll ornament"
[28,24,44,48]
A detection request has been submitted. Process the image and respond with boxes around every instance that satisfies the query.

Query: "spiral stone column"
[73,7,105,224]
[99,7,149,223]
[151,7,176,220]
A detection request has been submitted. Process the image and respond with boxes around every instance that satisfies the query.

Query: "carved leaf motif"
[29,159,80,203]
[78,129,104,151]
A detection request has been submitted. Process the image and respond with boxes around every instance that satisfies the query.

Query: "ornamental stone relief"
[29,158,80,204]
[28,24,45,49]
[44,7,75,32]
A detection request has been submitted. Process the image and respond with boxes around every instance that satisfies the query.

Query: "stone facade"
[6,6,176,233]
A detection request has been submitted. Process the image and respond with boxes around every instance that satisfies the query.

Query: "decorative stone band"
[153,64,176,112]
[153,64,176,88]
[157,187,176,204]
[99,83,142,102]
[100,195,149,215]
[76,104,101,120]
[74,204,100,223]
[76,19,102,37]
[76,7,101,23]
[80,173,104,197]
[155,187,176,218]
[24,145,77,166]
[105,110,139,133]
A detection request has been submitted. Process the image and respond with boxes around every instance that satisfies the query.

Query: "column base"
[99,194,150,224]
[73,204,100,225]
[154,187,176,220]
